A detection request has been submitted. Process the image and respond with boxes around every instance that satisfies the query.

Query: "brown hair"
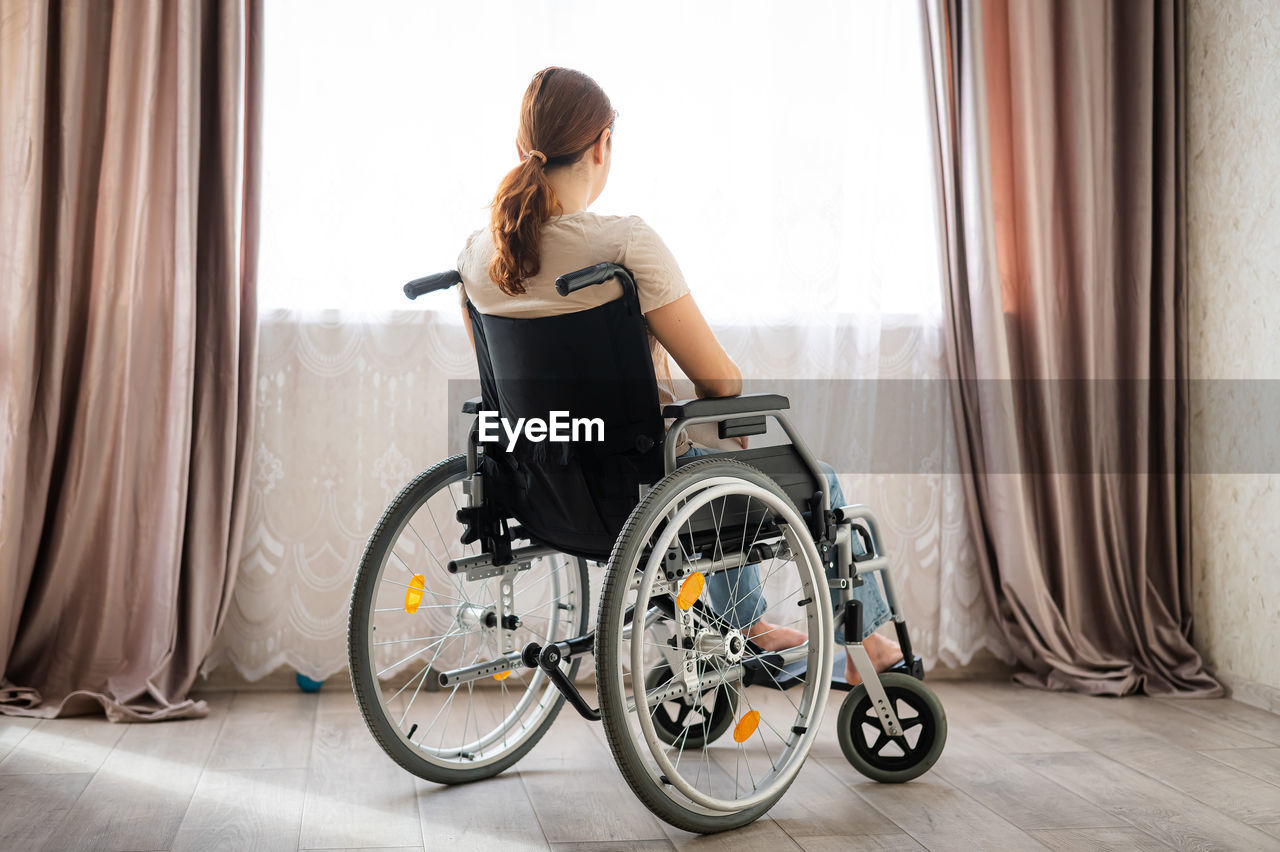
[488,67,616,295]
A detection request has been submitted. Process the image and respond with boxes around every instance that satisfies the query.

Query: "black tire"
[349,455,589,784]
[837,672,947,783]
[596,457,832,834]
[644,660,738,749]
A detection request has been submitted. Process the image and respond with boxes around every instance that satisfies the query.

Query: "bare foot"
[844,631,904,686]
[744,620,808,652]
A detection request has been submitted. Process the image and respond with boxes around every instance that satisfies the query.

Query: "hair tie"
[526,149,547,165]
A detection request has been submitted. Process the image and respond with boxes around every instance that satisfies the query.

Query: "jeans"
[679,447,892,642]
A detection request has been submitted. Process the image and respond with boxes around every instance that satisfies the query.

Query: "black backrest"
[466,284,665,560]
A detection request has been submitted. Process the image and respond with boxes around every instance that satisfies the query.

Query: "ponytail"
[487,67,615,296]
[488,154,561,296]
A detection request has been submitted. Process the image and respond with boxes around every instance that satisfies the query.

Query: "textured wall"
[1187,0,1280,701]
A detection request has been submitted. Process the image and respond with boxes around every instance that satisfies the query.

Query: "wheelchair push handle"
[555,262,636,298]
[402,263,633,301]
[404,270,462,300]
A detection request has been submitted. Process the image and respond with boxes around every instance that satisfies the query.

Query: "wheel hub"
[455,603,491,629]
[693,628,746,664]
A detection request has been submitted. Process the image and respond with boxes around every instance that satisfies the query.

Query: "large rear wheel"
[348,455,589,784]
[596,458,832,833]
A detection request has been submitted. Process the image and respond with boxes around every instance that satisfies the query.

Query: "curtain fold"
[0,0,261,721]
[921,0,1220,695]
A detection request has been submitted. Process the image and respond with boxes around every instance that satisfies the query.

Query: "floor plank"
[1156,696,1280,746]
[966,682,1246,755]
[2,684,1279,850]
[930,731,1125,831]
[1101,741,1280,824]
[299,848,424,851]
[0,715,39,763]
[1081,690,1273,751]
[1018,751,1279,850]
[929,682,1090,754]
[0,714,128,775]
[38,694,231,851]
[519,711,668,844]
[0,772,93,850]
[206,691,317,770]
[549,843,675,851]
[792,835,924,851]
[415,771,548,851]
[1024,826,1172,850]
[765,752,902,839]
[1199,746,1280,788]
[298,706,422,849]
[822,767,1047,851]
[172,767,308,852]
[316,687,360,716]
[662,816,801,850]
[762,677,895,840]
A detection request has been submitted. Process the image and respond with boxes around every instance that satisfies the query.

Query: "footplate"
[741,653,926,692]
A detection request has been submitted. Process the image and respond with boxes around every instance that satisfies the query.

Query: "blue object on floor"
[295,673,324,693]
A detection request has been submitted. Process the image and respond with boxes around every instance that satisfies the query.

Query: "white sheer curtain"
[203,0,1008,681]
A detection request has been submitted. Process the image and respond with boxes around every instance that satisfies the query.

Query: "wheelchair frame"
[349,262,946,833]
[434,395,921,743]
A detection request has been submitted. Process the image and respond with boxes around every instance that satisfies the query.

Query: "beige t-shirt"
[456,212,690,318]
[458,212,703,453]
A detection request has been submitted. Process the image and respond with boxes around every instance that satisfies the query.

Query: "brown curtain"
[0,0,261,721]
[922,0,1220,695]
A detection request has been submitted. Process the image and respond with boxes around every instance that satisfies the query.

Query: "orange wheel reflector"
[493,670,511,682]
[733,710,761,743]
[676,572,705,610]
[404,574,426,614]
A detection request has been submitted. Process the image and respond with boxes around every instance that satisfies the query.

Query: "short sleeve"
[456,228,483,307]
[623,217,691,314]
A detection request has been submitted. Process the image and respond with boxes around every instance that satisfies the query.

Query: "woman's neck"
[547,168,594,216]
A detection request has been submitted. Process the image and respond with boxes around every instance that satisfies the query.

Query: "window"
[259,0,941,320]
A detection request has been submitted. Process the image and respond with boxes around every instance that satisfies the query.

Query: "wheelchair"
[348,262,947,834]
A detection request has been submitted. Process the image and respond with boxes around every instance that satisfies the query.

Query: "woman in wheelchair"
[456,67,902,686]
[348,67,945,834]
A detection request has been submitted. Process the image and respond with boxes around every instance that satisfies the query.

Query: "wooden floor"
[2,680,1279,851]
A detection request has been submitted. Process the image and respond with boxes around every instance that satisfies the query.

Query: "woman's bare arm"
[645,293,741,399]
[460,304,475,351]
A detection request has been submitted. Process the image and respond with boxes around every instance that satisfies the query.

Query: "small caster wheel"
[644,662,737,749]
[838,672,946,783]
[295,672,324,693]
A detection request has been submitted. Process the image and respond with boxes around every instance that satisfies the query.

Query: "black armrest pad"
[662,393,790,419]
[461,396,483,414]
